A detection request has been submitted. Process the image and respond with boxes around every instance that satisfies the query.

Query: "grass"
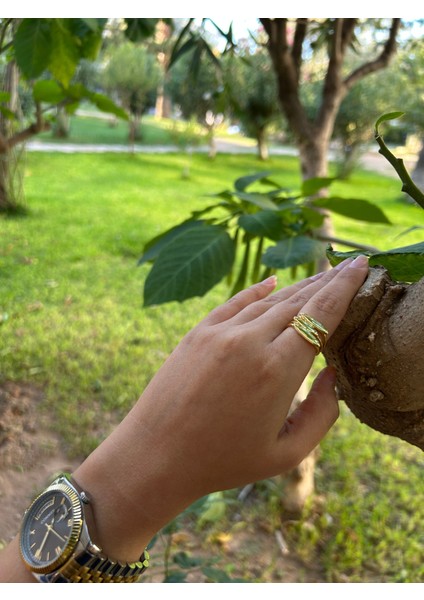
[1,150,423,582]
[38,113,214,147]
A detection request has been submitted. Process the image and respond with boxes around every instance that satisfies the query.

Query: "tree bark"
[324,267,424,450]
[257,127,269,161]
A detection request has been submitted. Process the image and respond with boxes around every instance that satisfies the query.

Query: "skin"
[0,255,369,582]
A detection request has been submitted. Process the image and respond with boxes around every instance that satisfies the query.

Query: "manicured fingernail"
[262,275,277,287]
[348,255,369,268]
[309,270,325,281]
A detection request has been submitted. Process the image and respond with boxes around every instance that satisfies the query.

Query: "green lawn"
[1,151,423,582]
[38,113,211,147]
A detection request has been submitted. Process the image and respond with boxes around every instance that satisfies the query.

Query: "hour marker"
[55,546,61,556]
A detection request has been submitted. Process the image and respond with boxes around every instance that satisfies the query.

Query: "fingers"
[274,255,369,370]
[271,367,339,472]
[203,275,278,325]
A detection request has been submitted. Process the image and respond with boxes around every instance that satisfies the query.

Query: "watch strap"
[47,547,150,583]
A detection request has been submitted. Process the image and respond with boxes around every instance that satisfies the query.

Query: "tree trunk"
[257,127,269,161]
[0,61,23,212]
[324,267,424,450]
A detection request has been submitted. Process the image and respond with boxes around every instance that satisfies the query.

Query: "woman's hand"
[72,255,369,562]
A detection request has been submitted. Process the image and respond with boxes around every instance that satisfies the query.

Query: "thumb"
[275,366,340,471]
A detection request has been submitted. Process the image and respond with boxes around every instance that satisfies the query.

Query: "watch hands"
[46,523,66,543]
[36,521,54,556]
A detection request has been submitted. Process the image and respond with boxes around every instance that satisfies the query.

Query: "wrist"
[72,407,198,563]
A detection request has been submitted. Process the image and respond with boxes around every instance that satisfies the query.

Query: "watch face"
[20,480,83,574]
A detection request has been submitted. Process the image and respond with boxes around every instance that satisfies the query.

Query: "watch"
[19,474,149,582]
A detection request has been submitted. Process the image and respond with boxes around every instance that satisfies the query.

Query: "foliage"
[101,42,160,141]
[222,49,281,158]
[139,171,391,306]
[328,113,424,280]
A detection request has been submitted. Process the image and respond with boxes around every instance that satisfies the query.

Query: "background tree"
[167,46,224,158]
[260,18,401,179]
[223,48,281,160]
[102,42,160,144]
[0,18,126,212]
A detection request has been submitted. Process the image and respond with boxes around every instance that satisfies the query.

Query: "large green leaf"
[312,197,391,224]
[14,19,53,79]
[301,177,335,197]
[143,224,236,306]
[326,242,424,282]
[238,210,282,241]
[138,220,204,266]
[262,236,325,269]
[49,20,80,86]
[33,80,66,104]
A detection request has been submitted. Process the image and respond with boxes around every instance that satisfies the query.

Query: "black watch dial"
[20,481,83,574]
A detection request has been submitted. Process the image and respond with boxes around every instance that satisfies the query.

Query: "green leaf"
[326,242,424,282]
[0,106,16,120]
[138,220,204,266]
[312,197,391,224]
[14,19,53,79]
[173,552,203,569]
[197,492,227,529]
[143,224,236,306]
[238,210,282,240]
[301,177,335,197]
[49,20,80,86]
[0,92,11,102]
[88,92,128,120]
[234,170,276,192]
[262,236,325,269]
[32,80,66,104]
[233,191,279,211]
[375,111,405,135]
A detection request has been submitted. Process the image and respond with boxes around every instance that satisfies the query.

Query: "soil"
[0,381,325,583]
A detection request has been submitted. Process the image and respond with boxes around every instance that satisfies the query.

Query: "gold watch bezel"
[19,479,83,575]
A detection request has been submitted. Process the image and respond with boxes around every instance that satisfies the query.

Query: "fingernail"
[262,275,277,287]
[348,255,369,268]
[309,271,325,281]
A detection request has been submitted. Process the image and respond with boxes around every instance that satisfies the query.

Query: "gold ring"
[289,313,328,355]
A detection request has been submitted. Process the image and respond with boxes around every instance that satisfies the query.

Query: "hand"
[73,255,369,562]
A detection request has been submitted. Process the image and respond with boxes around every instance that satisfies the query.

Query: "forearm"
[71,401,200,563]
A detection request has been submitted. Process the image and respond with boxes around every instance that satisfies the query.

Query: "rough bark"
[324,267,424,450]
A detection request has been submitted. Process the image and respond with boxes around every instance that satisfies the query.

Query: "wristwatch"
[19,474,149,582]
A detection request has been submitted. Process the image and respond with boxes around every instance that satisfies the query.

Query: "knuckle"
[287,290,311,308]
[312,290,341,316]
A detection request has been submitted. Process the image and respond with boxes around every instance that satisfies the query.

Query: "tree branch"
[261,18,312,143]
[344,18,401,90]
[1,102,50,153]
[292,18,307,81]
